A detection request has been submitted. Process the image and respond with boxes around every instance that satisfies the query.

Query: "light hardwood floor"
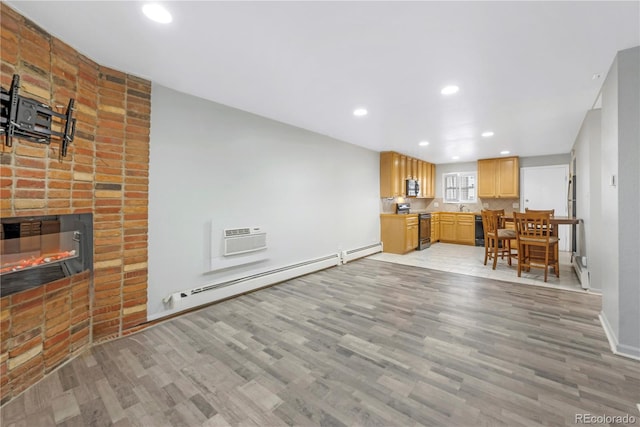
[369,243,584,292]
[2,258,639,426]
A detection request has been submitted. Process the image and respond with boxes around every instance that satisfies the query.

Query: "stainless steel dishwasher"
[418,213,432,250]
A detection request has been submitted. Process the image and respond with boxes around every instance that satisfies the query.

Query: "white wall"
[572,109,601,290]
[588,110,603,293]
[615,47,640,355]
[577,46,640,358]
[599,56,620,339]
[519,154,571,169]
[148,84,380,318]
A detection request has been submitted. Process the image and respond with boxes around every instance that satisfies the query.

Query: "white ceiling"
[7,1,639,164]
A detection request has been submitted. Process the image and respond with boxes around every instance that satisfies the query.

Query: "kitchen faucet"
[459,204,466,212]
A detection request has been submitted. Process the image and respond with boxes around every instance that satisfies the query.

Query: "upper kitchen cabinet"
[399,155,407,184]
[422,162,436,198]
[380,151,403,197]
[380,151,435,198]
[410,158,418,179]
[477,156,519,198]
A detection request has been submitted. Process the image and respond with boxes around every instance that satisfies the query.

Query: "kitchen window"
[443,172,476,203]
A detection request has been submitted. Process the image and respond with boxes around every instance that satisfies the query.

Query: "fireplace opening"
[1,213,93,296]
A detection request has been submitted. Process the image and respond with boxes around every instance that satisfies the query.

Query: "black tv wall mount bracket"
[0,74,76,157]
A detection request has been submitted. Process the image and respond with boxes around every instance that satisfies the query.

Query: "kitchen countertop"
[381,211,481,216]
[409,211,480,215]
[425,211,480,215]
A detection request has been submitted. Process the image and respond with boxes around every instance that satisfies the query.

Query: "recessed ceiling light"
[353,108,368,117]
[419,141,429,146]
[452,156,460,160]
[441,85,459,95]
[500,150,510,155]
[481,131,494,138]
[143,4,173,24]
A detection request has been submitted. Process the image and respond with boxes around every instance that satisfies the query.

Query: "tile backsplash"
[481,198,521,213]
[380,197,521,214]
[380,197,429,213]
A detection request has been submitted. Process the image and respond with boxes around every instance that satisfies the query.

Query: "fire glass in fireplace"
[1,213,92,297]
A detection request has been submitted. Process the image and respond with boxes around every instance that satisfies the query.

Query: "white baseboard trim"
[341,243,382,264]
[599,311,618,353]
[599,311,640,361]
[616,343,640,361]
[148,253,341,322]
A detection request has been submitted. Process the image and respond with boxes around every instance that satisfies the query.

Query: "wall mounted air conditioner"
[223,226,267,256]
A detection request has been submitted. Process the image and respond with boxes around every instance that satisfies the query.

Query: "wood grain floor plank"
[2,258,640,426]
[51,390,81,424]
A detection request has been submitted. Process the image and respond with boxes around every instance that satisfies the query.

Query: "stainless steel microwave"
[406,179,420,197]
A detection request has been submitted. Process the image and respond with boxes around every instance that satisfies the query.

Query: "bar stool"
[514,211,559,282]
[481,209,516,270]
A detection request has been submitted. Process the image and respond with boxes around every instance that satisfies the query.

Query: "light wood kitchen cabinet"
[423,162,436,198]
[405,217,419,252]
[477,159,496,197]
[419,162,427,197]
[417,161,435,198]
[438,212,475,245]
[380,152,436,198]
[380,214,419,254]
[477,156,519,198]
[430,212,440,243]
[456,213,475,245]
[380,152,402,198]
[439,213,456,242]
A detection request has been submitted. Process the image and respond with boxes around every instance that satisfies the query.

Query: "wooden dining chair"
[524,208,557,259]
[525,208,555,225]
[513,211,559,282]
[525,208,555,215]
[481,209,516,270]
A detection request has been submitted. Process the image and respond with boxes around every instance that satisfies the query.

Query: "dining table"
[501,215,582,270]
[502,215,581,234]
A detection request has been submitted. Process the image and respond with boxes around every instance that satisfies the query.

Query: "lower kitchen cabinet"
[439,213,456,242]
[430,213,440,243]
[380,212,475,252]
[457,213,475,245]
[439,212,475,245]
[380,214,419,254]
[405,219,419,252]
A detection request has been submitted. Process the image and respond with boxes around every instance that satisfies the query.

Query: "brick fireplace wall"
[0,4,150,404]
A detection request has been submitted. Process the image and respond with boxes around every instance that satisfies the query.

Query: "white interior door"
[521,165,570,251]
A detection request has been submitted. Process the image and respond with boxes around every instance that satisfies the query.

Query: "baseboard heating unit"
[572,254,589,290]
[153,253,341,320]
[341,243,382,264]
